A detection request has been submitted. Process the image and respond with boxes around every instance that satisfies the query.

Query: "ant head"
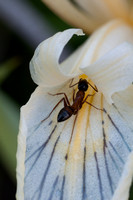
[78,79,88,91]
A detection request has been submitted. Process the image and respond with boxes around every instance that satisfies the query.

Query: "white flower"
[16,20,133,200]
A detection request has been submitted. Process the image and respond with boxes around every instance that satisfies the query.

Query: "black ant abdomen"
[57,106,73,122]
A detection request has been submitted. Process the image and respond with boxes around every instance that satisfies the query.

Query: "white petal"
[16,82,133,200]
[30,29,84,88]
[42,0,102,33]
[112,85,133,129]
[81,42,133,104]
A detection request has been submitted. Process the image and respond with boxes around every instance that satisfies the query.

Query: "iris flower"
[16,18,133,200]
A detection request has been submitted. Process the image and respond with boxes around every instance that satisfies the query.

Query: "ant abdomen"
[57,106,74,122]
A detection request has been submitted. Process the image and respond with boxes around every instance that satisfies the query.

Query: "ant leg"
[73,89,75,102]
[82,93,96,104]
[48,92,70,106]
[85,101,104,111]
[65,113,78,160]
[69,78,74,87]
[41,97,67,123]
[69,113,78,144]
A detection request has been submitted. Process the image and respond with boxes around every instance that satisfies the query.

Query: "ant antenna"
[87,81,98,92]
[69,78,98,92]
[69,78,80,88]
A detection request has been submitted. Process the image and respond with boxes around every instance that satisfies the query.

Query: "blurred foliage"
[129,182,133,200]
[0,90,19,180]
[0,58,20,181]
[0,57,20,84]
[28,0,71,31]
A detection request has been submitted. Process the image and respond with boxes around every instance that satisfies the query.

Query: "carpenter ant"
[42,78,103,123]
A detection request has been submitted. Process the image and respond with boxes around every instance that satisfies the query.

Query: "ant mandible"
[42,78,103,123]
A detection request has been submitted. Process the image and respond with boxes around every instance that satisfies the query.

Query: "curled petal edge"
[30,28,84,88]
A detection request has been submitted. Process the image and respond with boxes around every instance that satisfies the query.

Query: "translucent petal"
[81,42,133,104]
[75,0,132,22]
[61,20,133,77]
[112,85,133,129]
[73,0,115,21]
[30,29,83,88]
[79,20,133,64]
[16,82,133,200]
[42,0,102,33]
[42,0,133,34]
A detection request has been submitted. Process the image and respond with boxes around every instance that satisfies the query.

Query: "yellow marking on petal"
[100,93,109,145]
[68,76,107,157]
[101,93,104,121]
[69,76,95,159]
[65,87,92,199]
[65,77,93,157]
[64,76,103,165]
[64,77,107,198]
[85,87,97,154]
[79,74,88,80]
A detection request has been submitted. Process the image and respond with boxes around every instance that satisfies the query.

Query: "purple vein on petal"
[47,175,59,200]
[109,141,124,164]
[82,145,87,200]
[102,121,121,175]
[94,151,104,200]
[107,149,121,175]
[104,109,131,152]
[25,125,57,177]
[102,126,114,194]
[60,175,66,200]
[33,134,60,200]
